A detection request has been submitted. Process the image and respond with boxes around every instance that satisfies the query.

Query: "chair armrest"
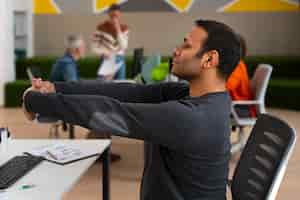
[232,100,261,106]
[112,79,137,84]
[231,101,259,125]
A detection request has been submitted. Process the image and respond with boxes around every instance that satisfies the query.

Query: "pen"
[20,184,36,190]
[0,184,36,193]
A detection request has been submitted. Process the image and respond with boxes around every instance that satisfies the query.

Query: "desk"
[0,139,111,200]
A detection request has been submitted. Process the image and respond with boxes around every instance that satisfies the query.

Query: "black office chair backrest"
[231,114,296,200]
[131,48,144,78]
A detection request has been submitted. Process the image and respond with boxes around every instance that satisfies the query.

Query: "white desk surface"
[0,139,111,200]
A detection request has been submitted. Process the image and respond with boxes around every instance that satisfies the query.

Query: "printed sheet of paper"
[98,55,122,76]
[26,143,99,165]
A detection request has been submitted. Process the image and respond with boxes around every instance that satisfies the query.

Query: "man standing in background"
[93,4,129,80]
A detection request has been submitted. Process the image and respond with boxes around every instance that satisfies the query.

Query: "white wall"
[34,12,300,57]
[0,0,15,106]
[13,0,34,57]
[13,0,30,11]
[0,0,34,106]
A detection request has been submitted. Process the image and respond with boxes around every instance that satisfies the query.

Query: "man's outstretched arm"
[33,79,189,103]
[23,91,200,152]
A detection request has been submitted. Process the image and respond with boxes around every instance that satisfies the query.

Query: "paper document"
[98,55,122,76]
[0,190,8,200]
[26,143,99,165]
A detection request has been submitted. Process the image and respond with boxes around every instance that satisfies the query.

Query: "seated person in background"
[226,35,255,117]
[49,34,85,132]
[22,19,241,199]
[50,34,86,82]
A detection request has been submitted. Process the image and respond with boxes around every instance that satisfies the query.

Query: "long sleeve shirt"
[24,81,231,200]
[50,54,79,82]
[96,21,129,56]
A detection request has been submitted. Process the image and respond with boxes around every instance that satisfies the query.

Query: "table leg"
[102,146,110,200]
[69,124,75,139]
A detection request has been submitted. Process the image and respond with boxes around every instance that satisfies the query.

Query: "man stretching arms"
[23,20,241,199]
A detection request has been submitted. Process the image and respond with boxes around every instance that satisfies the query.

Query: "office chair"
[131,48,144,78]
[229,114,297,200]
[113,53,161,84]
[231,64,273,153]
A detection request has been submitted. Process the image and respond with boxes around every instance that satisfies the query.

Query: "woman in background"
[92,4,129,80]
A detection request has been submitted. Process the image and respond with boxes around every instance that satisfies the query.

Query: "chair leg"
[239,127,248,148]
[231,126,247,154]
[231,143,242,154]
[53,124,59,138]
[49,125,54,138]
[69,124,75,139]
[49,124,60,138]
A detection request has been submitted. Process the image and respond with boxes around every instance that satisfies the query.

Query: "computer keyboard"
[0,155,44,189]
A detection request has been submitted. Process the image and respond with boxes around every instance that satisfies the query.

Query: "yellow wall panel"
[33,0,61,14]
[218,0,299,12]
[165,0,194,12]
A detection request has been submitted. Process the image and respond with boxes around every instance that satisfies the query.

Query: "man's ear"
[203,50,219,69]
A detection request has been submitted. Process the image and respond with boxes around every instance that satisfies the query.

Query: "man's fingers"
[40,88,47,93]
[32,78,43,89]
[44,82,55,93]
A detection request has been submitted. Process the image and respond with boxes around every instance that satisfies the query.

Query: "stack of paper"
[26,143,99,165]
[97,55,122,76]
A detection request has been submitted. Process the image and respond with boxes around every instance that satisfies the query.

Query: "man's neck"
[189,77,227,97]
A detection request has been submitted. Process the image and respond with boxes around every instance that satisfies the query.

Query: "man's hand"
[31,78,56,94]
[91,31,98,41]
[104,74,114,81]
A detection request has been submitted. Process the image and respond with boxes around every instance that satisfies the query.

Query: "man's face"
[109,10,121,20]
[172,26,208,80]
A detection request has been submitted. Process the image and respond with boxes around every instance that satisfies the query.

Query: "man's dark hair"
[195,19,241,80]
[238,34,247,59]
[108,4,121,12]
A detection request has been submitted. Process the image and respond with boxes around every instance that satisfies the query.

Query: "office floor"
[0,107,299,200]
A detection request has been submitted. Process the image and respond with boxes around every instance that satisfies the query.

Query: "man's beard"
[172,60,202,81]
